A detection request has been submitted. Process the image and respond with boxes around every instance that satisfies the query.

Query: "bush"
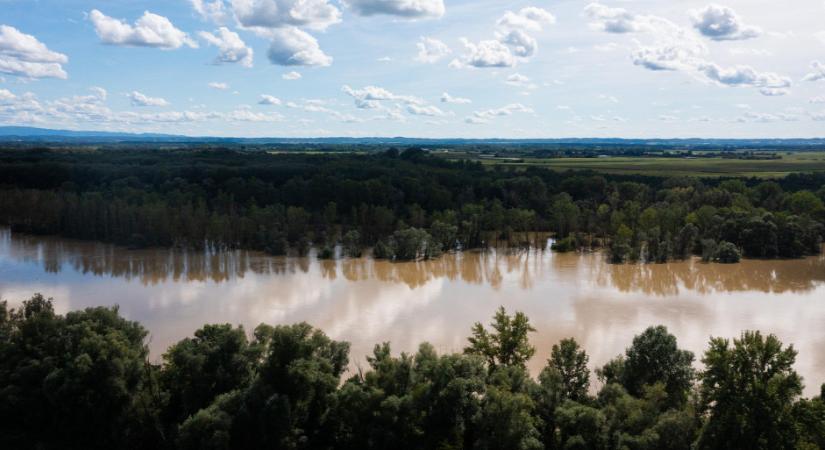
[551,236,576,253]
[714,241,741,264]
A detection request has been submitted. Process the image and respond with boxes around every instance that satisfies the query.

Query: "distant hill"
[2,126,825,148]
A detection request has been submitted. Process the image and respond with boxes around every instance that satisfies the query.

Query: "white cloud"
[496,7,555,32]
[89,9,197,49]
[406,104,446,116]
[267,27,332,66]
[452,38,516,68]
[690,5,761,41]
[0,87,287,127]
[466,103,532,123]
[342,85,424,109]
[803,61,825,82]
[282,71,302,80]
[415,37,450,63]
[453,6,554,70]
[232,0,341,31]
[0,88,16,103]
[697,62,791,95]
[128,91,169,107]
[346,0,445,19]
[809,96,825,104]
[199,27,253,67]
[258,94,282,105]
[588,3,790,97]
[505,73,535,89]
[584,3,647,34]
[189,0,229,23]
[0,25,68,79]
[441,92,471,104]
[737,111,799,123]
[209,82,229,89]
[497,30,537,58]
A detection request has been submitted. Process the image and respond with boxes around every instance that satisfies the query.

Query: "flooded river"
[1,228,824,395]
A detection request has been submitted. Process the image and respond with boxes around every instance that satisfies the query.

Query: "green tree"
[0,294,155,450]
[465,307,536,371]
[697,331,802,450]
[548,338,590,402]
[160,324,255,430]
[618,326,695,408]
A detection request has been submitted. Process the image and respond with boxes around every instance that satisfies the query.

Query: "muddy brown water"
[1,228,824,395]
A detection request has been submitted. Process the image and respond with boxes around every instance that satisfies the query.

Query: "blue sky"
[1,0,824,138]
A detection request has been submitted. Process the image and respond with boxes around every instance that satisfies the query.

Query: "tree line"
[1,294,823,449]
[0,148,823,262]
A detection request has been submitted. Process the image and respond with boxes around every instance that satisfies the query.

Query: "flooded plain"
[1,228,824,395]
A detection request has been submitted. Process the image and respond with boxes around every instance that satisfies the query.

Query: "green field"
[444,151,825,178]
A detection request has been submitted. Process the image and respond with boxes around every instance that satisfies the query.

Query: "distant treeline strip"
[0,148,823,262]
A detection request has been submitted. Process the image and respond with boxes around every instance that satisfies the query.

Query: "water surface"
[2,229,824,395]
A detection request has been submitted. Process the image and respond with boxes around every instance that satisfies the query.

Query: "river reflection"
[1,228,824,396]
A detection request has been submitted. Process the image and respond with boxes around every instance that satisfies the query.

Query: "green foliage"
[698,331,803,450]
[465,306,536,371]
[613,325,695,408]
[160,324,255,431]
[714,241,741,263]
[2,297,824,449]
[548,338,590,402]
[1,149,822,266]
[342,230,362,257]
[0,294,153,450]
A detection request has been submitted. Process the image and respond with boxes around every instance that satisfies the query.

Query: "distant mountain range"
[2,126,825,148]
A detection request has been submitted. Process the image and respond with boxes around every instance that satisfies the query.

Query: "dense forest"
[1,294,823,450]
[0,147,823,263]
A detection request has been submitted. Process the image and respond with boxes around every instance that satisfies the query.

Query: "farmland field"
[443,151,825,178]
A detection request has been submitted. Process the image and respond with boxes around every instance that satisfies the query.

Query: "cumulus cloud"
[346,0,445,19]
[232,0,341,31]
[697,62,791,95]
[452,38,516,68]
[584,3,647,33]
[258,94,282,105]
[209,82,229,89]
[736,111,799,123]
[505,73,535,89]
[0,87,285,127]
[497,30,537,58]
[342,85,423,109]
[89,9,197,49]
[199,27,253,67]
[406,104,446,116]
[441,92,471,104]
[282,71,302,80]
[453,6,555,69]
[587,3,790,96]
[0,25,68,79]
[0,88,16,103]
[415,37,450,63]
[267,27,332,66]
[496,7,555,32]
[803,61,825,82]
[466,103,532,123]
[190,0,229,23]
[690,5,761,41]
[128,91,169,107]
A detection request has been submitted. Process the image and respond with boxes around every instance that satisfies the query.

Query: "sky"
[1,0,825,138]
